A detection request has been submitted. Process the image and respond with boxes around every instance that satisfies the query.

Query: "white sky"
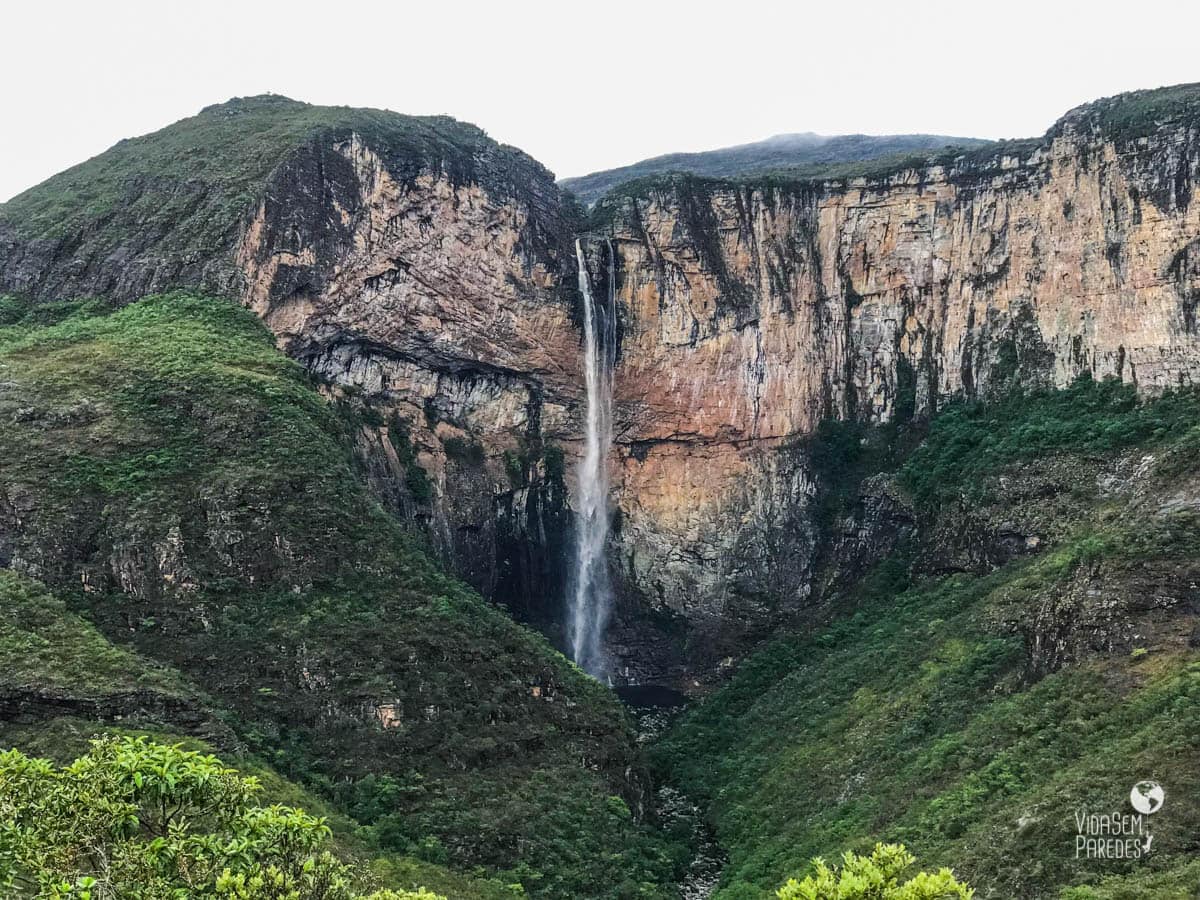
[3,0,1200,202]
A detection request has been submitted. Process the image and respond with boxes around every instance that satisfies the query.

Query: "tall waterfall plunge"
[568,238,617,678]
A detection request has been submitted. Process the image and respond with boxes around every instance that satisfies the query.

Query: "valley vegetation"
[656,376,1200,898]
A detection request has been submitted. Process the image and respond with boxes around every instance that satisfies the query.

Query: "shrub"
[898,375,1200,509]
[777,843,973,899]
[443,436,486,467]
[0,736,443,899]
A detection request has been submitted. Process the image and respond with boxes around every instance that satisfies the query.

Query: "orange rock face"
[3,93,1199,680]
[231,130,586,618]
[155,114,1200,677]
[598,119,1200,670]
[6,94,1198,677]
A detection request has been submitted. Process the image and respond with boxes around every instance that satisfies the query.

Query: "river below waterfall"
[617,687,726,900]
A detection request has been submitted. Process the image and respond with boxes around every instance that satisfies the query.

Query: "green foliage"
[898,375,1200,509]
[0,293,684,898]
[385,416,435,504]
[0,736,445,899]
[541,445,565,483]
[776,844,972,900]
[0,94,542,260]
[442,437,486,467]
[586,141,1053,227]
[560,134,991,205]
[0,570,184,694]
[584,85,1200,217]
[1058,859,1200,899]
[0,296,119,332]
[804,418,907,528]
[0,295,23,326]
[502,451,524,488]
[654,378,1200,899]
[655,540,1200,897]
[1054,82,1200,142]
[0,721,523,900]
[500,444,566,492]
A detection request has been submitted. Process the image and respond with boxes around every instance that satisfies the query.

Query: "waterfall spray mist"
[568,238,617,678]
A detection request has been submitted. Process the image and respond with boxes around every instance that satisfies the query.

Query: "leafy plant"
[0,736,444,899]
[776,844,972,900]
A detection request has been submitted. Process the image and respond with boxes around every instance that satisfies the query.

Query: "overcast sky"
[3,0,1200,202]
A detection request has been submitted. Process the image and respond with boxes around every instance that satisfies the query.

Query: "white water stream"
[568,238,616,678]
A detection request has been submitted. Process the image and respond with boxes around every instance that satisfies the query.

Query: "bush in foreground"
[777,843,973,900]
[0,736,441,899]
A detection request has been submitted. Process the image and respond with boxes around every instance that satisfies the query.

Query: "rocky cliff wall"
[231,129,586,623]
[6,91,1200,683]
[596,107,1200,680]
[0,98,589,634]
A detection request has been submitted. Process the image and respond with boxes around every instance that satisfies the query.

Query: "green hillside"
[0,567,520,898]
[0,94,539,246]
[0,292,686,898]
[579,82,1200,215]
[0,95,561,304]
[653,378,1200,899]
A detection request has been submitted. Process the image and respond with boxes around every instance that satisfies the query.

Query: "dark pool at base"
[614,684,689,709]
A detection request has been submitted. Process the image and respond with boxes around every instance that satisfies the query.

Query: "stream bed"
[615,685,726,900]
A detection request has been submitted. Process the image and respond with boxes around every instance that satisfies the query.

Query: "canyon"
[3,83,1200,899]
[3,88,1200,686]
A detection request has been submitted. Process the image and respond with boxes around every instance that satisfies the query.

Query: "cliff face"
[5,90,1200,683]
[597,101,1200,678]
[232,129,585,620]
[0,96,589,630]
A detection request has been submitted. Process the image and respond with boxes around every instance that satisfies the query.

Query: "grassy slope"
[0,568,516,899]
[0,94,537,247]
[0,569,186,694]
[1049,81,1200,141]
[653,379,1200,899]
[0,293,686,898]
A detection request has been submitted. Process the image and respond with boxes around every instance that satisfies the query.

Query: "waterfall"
[568,238,617,678]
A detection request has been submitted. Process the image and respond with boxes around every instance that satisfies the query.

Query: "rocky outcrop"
[0,98,589,633]
[0,686,239,750]
[232,129,586,621]
[0,97,589,637]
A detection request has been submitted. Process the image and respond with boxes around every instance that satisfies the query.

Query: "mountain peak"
[198,93,309,116]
